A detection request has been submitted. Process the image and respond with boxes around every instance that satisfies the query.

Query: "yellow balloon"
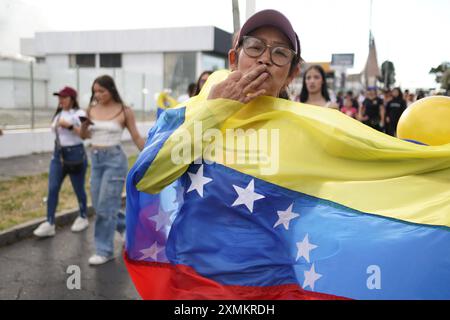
[397,96,450,146]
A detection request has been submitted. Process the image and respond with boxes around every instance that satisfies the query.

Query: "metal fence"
[0,59,159,130]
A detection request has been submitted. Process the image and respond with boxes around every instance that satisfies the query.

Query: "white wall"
[0,121,154,158]
[43,53,164,112]
[29,27,215,56]
[0,60,48,109]
[122,53,164,112]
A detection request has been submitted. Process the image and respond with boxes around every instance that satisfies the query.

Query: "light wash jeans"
[47,144,88,225]
[90,145,128,257]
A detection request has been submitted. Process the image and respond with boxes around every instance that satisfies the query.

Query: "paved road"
[0,218,140,300]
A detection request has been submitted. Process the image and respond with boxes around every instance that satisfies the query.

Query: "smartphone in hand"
[79,116,94,125]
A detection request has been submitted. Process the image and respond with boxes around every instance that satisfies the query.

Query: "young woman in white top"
[33,86,89,237]
[81,75,145,265]
[299,65,339,109]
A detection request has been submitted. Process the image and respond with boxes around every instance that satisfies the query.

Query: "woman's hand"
[58,118,72,129]
[79,120,92,139]
[207,65,269,104]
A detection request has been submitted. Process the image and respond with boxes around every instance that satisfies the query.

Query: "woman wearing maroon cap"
[33,86,89,238]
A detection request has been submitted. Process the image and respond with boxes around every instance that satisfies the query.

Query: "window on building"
[100,53,122,68]
[201,53,226,71]
[69,54,96,68]
[35,57,46,64]
[164,52,196,99]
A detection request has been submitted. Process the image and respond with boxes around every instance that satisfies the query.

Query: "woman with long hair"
[81,75,145,265]
[193,70,213,96]
[385,87,407,136]
[33,87,89,237]
[299,65,338,109]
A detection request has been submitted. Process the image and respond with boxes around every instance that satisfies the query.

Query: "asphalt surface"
[0,217,140,300]
[0,141,142,299]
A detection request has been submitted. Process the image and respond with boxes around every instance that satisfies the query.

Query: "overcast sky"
[0,0,448,89]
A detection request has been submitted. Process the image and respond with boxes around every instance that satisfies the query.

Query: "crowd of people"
[292,64,429,137]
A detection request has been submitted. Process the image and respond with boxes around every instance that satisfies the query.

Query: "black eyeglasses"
[241,36,296,67]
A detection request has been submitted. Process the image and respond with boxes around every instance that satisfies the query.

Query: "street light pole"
[232,0,240,33]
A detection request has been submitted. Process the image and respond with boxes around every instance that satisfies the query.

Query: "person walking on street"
[81,75,145,265]
[33,86,89,237]
[359,87,385,132]
[385,87,407,136]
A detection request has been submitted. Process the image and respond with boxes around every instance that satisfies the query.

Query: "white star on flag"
[187,165,213,197]
[231,179,265,213]
[296,234,318,263]
[303,264,322,291]
[149,206,174,231]
[273,203,300,230]
[139,242,165,261]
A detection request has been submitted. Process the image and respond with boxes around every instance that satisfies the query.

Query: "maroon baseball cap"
[236,9,300,56]
[53,86,77,98]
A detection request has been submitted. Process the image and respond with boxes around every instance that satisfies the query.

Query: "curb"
[0,195,126,248]
[0,207,95,248]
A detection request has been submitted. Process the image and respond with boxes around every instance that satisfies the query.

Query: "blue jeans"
[47,144,88,225]
[90,145,128,257]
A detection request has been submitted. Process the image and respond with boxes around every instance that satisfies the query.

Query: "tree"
[429,61,450,86]
[440,69,450,95]
[378,60,396,89]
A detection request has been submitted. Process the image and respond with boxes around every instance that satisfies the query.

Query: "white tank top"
[90,120,124,147]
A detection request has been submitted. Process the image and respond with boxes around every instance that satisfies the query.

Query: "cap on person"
[53,86,77,98]
[235,9,300,58]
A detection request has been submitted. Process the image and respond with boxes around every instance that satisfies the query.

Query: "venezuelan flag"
[156,91,179,119]
[124,70,450,300]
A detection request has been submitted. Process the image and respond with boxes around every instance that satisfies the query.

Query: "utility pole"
[246,0,256,20]
[232,0,240,33]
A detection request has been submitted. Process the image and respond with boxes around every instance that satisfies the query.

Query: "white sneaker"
[88,254,114,266]
[71,217,89,232]
[33,222,55,237]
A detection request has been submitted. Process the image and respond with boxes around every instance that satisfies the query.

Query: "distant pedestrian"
[341,96,358,119]
[416,90,426,100]
[177,83,196,102]
[81,75,145,265]
[299,65,338,109]
[385,87,407,136]
[33,86,89,238]
[345,90,360,111]
[359,87,385,132]
[407,93,415,107]
[193,71,213,96]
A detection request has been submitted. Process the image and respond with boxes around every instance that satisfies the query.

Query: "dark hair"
[89,75,124,105]
[392,87,404,100]
[187,83,197,97]
[52,96,80,120]
[299,65,330,103]
[194,71,213,96]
